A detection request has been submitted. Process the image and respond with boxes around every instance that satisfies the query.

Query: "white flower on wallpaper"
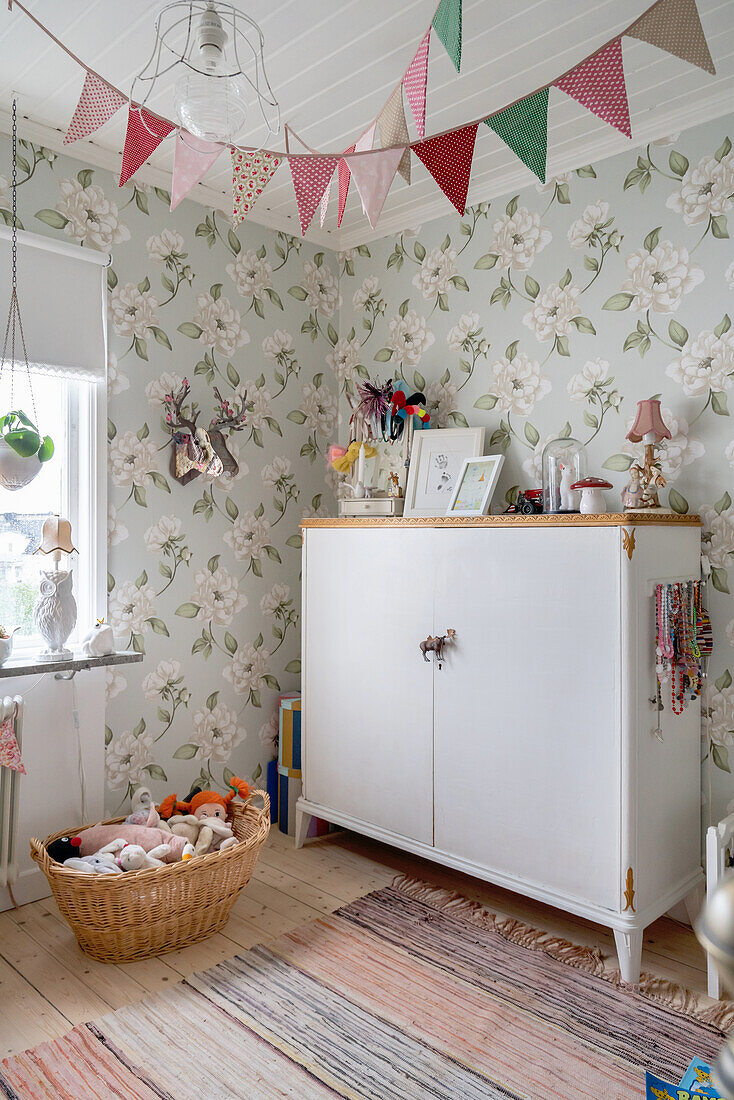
[666,153,734,225]
[107,504,128,547]
[194,292,249,356]
[258,713,279,758]
[145,370,186,407]
[241,381,273,429]
[567,358,611,402]
[353,275,380,311]
[567,201,612,249]
[666,330,734,396]
[107,351,129,397]
[106,726,155,788]
[299,382,338,435]
[523,283,581,342]
[260,583,291,616]
[109,430,158,488]
[492,207,552,270]
[491,352,551,415]
[326,336,360,383]
[301,259,340,316]
[142,659,183,700]
[412,246,458,299]
[447,312,481,352]
[536,172,570,194]
[262,330,294,358]
[620,241,704,312]
[109,579,156,634]
[702,507,734,569]
[146,228,185,263]
[725,261,734,290]
[56,178,130,250]
[387,309,435,367]
[425,379,459,427]
[710,682,734,748]
[522,434,556,485]
[191,701,245,762]
[105,666,127,700]
[223,641,271,695]
[227,250,273,297]
[261,456,292,487]
[224,511,271,561]
[144,515,183,553]
[110,283,160,339]
[193,566,247,625]
[624,406,704,479]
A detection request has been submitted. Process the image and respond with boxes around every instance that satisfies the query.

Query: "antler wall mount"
[163,378,251,485]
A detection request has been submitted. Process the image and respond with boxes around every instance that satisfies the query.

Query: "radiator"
[0,695,23,888]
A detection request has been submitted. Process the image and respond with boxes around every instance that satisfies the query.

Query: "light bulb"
[174,70,248,143]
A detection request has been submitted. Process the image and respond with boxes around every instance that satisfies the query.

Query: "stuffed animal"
[158,777,249,857]
[46,835,82,863]
[125,785,153,826]
[97,838,174,871]
[77,805,192,863]
[63,852,122,875]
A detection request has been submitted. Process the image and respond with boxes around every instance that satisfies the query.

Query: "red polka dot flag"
[119,106,175,188]
[412,122,478,216]
[289,155,339,235]
[64,71,126,145]
[554,38,631,139]
[404,28,431,140]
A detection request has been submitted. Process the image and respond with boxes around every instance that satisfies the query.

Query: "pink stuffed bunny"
[78,805,191,863]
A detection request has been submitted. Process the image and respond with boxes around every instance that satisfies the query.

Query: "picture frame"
[446,454,505,517]
[404,427,485,517]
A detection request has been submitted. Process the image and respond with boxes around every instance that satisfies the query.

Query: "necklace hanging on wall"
[0,97,54,491]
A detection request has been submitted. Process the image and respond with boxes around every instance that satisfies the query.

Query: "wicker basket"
[30,791,270,963]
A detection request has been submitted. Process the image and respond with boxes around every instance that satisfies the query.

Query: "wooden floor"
[0,828,716,1060]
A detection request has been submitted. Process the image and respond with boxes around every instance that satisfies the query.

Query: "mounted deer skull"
[163,380,250,485]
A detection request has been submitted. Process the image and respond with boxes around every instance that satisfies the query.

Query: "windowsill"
[0,650,144,678]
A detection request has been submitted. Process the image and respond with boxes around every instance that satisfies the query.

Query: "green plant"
[0,409,53,461]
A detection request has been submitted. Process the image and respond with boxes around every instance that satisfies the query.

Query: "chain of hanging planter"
[0,97,54,492]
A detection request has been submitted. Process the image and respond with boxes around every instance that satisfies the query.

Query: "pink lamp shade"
[626,399,672,443]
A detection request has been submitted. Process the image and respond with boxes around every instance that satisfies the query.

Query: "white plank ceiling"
[0,0,732,247]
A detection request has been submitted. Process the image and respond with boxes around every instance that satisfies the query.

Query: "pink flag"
[413,123,478,215]
[344,146,404,228]
[232,149,282,224]
[120,106,175,187]
[404,29,431,139]
[171,132,224,210]
[336,125,376,228]
[555,38,631,138]
[289,156,339,234]
[64,71,126,145]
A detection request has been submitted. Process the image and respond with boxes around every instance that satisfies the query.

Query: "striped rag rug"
[2,874,733,1099]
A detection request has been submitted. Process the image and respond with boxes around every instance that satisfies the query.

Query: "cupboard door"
[303,528,434,844]
[433,528,620,910]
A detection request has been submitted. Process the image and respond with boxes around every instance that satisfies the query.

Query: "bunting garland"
[485,88,548,183]
[626,0,715,74]
[404,28,431,140]
[413,122,478,215]
[554,38,631,139]
[378,87,411,184]
[345,146,405,228]
[64,71,126,145]
[120,106,175,187]
[337,145,356,228]
[432,0,462,73]
[289,156,339,234]
[171,132,224,210]
[232,149,282,225]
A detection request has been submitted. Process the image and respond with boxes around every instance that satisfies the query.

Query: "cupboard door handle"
[419,629,456,669]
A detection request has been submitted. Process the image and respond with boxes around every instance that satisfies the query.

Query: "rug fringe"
[391,873,734,1033]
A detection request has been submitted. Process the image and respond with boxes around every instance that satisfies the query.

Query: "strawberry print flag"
[232,149,282,225]
[119,106,175,187]
[403,28,431,139]
[0,715,24,774]
[413,122,478,215]
[554,38,631,138]
[64,71,126,145]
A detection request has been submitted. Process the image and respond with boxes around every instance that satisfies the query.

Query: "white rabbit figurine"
[559,463,580,513]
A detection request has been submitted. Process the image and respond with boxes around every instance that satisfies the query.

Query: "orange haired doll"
[157,777,250,857]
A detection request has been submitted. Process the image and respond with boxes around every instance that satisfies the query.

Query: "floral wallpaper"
[336,114,734,822]
[0,135,340,812]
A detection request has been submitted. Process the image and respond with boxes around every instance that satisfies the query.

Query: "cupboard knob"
[418,629,456,669]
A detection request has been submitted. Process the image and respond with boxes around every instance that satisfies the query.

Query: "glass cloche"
[542,437,587,514]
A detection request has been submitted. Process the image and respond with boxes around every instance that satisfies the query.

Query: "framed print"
[446,454,505,516]
[404,427,485,517]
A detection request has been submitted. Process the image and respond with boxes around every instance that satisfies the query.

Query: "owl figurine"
[34,570,77,659]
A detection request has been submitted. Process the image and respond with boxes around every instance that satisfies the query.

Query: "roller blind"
[0,225,108,381]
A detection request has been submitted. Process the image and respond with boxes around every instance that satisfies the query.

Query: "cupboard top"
[301,513,701,530]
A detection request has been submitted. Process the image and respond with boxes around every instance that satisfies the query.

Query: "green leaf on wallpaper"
[107,267,118,290]
[313,372,324,389]
[669,151,689,177]
[154,187,171,205]
[285,659,301,675]
[149,472,170,493]
[225,496,239,521]
[286,534,302,549]
[575,164,596,178]
[263,675,281,691]
[668,320,689,347]
[712,391,729,416]
[440,234,451,252]
[253,427,264,448]
[398,299,410,319]
[438,293,449,311]
[288,286,308,301]
[505,340,518,362]
[712,744,731,774]
[668,488,689,514]
[161,273,175,293]
[209,282,222,301]
[224,229,240,255]
[150,323,173,349]
[357,244,371,257]
[448,411,469,427]
[711,215,729,239]
[623,331,643,352]
[413,371,426,391]
[131,633,146,654]
[135,189,149,215]
[173,744,198,760]
[265,546,282,563]
[157,707,171,724]
[450,275,469,292]
[224,632,238,655]
[524,422,540,446]
[138,276,150,294]
[584,255,599,272]
[205,692,219,711]
[265,417,282,436]
[135,570,148,588]
[714,314,731,337]
[192,497,212,519]
[77,168,93,188]
[712,567,730,594]
[602,454,633,472]
[107,419,116,441]
[440,367,451,386]
[137,423,149,442]
[505,195,518,217]
[570,316,596,334]
[555,335,570,356]
[715,491,732,514]
[253,632,264,651]
[474,394,498,410]
[326,323,339,347]
[716,670,733,691]
[287,410,307,425]
[459,358,471,373]
[558,422,572,438]
[556,183,570,204]
[35,208,69,229]
[207,555,220,574]
[265,288,284,310]
[147,618,170,637]
[413,241,426,261]
[474,253,499,270]
[715,136,732,163]
[159,562,172,580]
[178,322,203,338]
[459,222,472,235]
[559,268,572,290]
[313,252,324,268]
[226,362,240,387]
[107,572,115,594]
[253,297,265,319]
[133,484,147,507]
[643,227,661,253]
[255,502,265,519]
[374,348,393,362]
[525,275,540,300]
[105,725,113,747]
[603,292,634,311]
[176,602,200,618]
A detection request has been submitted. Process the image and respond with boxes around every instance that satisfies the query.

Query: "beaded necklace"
[654,580,708,721]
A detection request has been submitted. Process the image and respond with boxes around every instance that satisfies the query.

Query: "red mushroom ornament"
[570,476,613,515]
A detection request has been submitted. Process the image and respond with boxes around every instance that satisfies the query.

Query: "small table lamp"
[623,399,672,511]
[33,516,78,660]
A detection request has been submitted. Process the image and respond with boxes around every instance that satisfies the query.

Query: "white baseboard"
[0,866,50,912]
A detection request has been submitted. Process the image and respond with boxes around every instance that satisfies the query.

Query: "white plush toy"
[98,838,172,871]
[63,852,122,875]
[81,620,115,657]
[125,786,153,826]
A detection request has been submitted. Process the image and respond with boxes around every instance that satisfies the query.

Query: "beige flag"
[378,86,412,184]
[626,0,715,75]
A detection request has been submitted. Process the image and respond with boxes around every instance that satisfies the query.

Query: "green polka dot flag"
[432,0,462,73]
[484,87,549,184]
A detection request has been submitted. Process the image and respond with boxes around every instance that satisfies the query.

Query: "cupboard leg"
[295,806,311,850]
[613,928,643,984]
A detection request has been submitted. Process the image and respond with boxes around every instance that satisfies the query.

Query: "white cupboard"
[297,515,703,983]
